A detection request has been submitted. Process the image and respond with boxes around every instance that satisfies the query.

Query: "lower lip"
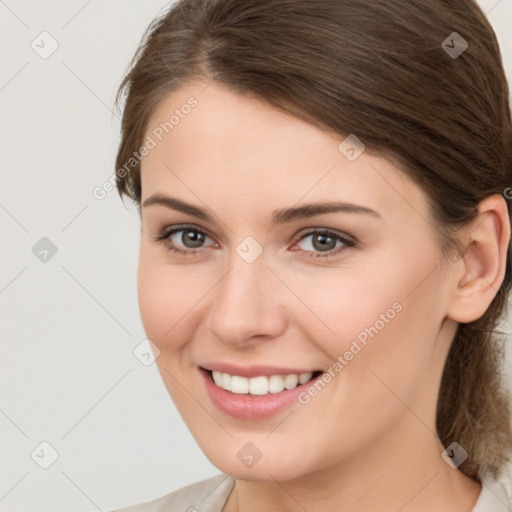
[199,367,322,420]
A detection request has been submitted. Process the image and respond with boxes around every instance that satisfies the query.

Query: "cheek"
[274,269,442,468]
[279,263,402,358]
[136,250,207,410]
[137,248,201,348]
[295,254,442,404]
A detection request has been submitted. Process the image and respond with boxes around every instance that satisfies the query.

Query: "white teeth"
[210,371,314,395]
[212,370,223,387]
[268,375,285,393]
[221,372,231,391]
[231,376,249,394]
[249,376,269,396]
[298,372,311,385]
[283,374,299,389]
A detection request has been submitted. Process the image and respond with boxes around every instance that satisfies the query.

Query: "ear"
[446,194,510,323]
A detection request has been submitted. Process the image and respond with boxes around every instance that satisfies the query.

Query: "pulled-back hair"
[114,0,512,480]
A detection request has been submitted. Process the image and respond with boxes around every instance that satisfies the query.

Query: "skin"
[137,80,510,512]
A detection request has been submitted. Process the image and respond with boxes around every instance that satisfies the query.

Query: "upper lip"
[200,363,321,378]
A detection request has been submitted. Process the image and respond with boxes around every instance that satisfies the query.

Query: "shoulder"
[109,473,235,512]
[471,466,512,512]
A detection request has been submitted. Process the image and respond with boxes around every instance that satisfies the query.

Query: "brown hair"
[114,0,512,481]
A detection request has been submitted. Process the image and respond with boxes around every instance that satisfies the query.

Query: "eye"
[152,224,216,255]
[292,229,356,258]
[152,225,356,259]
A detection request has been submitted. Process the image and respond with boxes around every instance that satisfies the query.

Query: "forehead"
[140,81,429,227]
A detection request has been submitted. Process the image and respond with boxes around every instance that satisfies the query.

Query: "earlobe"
[446,194,510,324]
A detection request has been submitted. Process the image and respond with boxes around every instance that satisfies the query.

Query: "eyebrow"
[142,194,382,226]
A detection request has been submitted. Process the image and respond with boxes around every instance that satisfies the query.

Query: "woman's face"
[137,81,458,480]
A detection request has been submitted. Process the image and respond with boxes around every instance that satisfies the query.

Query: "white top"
[110,472,512,512]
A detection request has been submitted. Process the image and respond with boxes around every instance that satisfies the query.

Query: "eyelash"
[151,224,357,259]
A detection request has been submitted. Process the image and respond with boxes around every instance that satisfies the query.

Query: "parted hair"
[114,0,512,481]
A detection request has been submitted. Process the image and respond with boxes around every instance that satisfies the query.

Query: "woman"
[110,0,512,510]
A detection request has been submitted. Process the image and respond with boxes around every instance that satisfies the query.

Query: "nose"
[205,250,287,347]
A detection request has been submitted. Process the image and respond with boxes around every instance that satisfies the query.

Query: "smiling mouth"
[202,367,323,396]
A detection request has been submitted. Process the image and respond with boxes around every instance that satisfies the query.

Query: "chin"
[194,433,317,482]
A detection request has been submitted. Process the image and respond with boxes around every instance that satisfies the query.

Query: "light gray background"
[1,1,511,510]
